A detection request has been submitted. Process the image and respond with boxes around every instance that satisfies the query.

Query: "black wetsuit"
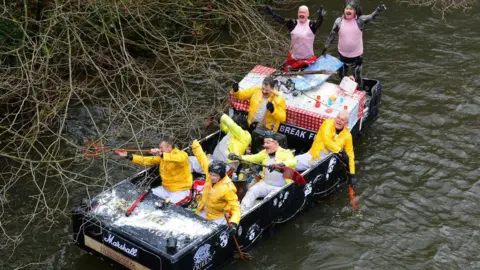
[269,10,324,34]
[324,9,382,89]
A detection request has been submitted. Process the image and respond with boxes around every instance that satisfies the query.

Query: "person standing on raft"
[320,1,386,89]
[264,5,326,71]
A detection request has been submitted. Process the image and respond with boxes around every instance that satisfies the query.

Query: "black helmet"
[208,160,226,179]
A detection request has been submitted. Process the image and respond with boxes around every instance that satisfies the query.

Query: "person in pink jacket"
[264,5,326,71]
[321,1,386,89]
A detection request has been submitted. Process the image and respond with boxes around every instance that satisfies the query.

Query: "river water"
[3,0,480,269]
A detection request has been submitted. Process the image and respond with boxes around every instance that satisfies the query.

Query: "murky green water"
[2,0,480,269]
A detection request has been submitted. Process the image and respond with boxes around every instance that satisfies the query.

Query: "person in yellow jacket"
[295,110,357,188]
[231,76,287,132]
[189,113,251,174]
[229,131,297,212]
[114,136,193,204]
[191,140,241,232]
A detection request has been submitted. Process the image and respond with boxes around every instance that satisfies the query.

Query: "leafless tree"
[0,0,288,267]
[398,0,475,17]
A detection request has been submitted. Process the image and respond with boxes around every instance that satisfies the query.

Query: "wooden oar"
[271,69,337,77]
[333,154,359,210]
[83,139,152,157]
[348,185,358,210]
[234,157,306,185]
[116,149,152,153]
[223,210,252,261]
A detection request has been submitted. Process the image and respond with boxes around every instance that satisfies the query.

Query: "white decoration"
[193,244,213,270]
[219,231,229,248]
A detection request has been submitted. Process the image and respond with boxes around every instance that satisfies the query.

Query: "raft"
[71,55,382,269]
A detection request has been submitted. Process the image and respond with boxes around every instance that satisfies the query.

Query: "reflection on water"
[3,0,480,269]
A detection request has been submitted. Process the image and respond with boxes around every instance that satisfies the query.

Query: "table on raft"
[229,57,366,132]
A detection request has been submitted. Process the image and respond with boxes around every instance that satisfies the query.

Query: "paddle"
[271,69,337,77]
[333,154,358,210]
[223,210,252,261]
[83,139,153,157]
[348,185,358,210]
[233,157,306,185]
[125,189,150,216]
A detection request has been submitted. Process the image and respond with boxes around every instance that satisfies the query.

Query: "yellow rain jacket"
[241,146,297,178]
[308,118,355,174]
[232,87,287,131]
[131,148,193,192]
[219,114,252,163]
[192,140,241,224]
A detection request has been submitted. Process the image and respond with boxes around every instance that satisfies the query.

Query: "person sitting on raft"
[115,136,192,204]
[231,76,286,132]
[264,5,326,71]
[228,131,297,213]
[189,112,251,175]
[294,110,357,189]
[191,140,240,233]
[320,1,386,89]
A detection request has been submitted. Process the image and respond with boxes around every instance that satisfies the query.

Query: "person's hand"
[216,110,225,122]
[232,82,239,92]
[204,117,214,129]
[268,163,285,172]
[114,149,127,157]
[349,174,357,189]
[266,101,274,113]
[264,5,273,15]
[317,6,326,17]
[228,153,241,161]
[320,47,327,57]
[248,121,259,132]
[151,148,163,157]
[229,222,238,236]
[335,149,348,162]
[376,3,386,12]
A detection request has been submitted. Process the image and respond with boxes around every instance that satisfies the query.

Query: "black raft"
[71,76,382,269]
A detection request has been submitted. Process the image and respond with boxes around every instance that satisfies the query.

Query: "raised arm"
[192,140,212,206]
[231,84,259,101]
[220,114,251,144]
[310,6,326,34]
[191,140,210,174]
[358,3,386,26]
[264,6,296,32]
